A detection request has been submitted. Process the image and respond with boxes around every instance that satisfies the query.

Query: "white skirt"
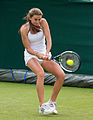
[24,49,52,65]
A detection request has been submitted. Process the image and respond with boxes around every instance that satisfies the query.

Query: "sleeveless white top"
[24,23,46,65]
[25,22,46,53]
[27,29,46,53]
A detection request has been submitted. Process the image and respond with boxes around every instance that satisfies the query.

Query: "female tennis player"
[20,8,65,114]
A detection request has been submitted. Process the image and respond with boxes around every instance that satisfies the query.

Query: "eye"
[35,19,38,21]
[34,18,41,21]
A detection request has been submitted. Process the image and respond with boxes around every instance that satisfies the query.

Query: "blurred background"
[0,0,93,75]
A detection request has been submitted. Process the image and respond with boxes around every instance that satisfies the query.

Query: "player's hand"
[45,52,52,60]
[36,52,48,60]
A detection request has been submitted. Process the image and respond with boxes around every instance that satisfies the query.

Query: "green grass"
[0,82,93,120]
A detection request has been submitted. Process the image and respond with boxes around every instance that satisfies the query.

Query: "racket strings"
[58,53,80,72]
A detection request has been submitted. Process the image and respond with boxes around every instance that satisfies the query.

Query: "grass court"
[0,82,93,120]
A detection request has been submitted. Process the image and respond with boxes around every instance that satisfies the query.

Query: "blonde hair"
[19,8,43,33]
[24,8,43,22]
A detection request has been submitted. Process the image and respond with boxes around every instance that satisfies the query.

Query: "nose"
[36,20,40,25]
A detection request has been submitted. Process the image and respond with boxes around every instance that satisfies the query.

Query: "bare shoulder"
[40,18,47,23]
[40,18,48,27]
[20,23,29,34]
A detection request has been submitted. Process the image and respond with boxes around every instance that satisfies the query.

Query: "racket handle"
[43,52,52,60]
[48,56,52,60]
[48,52,52,60]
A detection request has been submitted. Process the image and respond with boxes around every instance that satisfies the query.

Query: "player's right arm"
[20,24,37,55]
[20,24,46,60]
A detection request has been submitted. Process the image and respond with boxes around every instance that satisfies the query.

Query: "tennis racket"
[50,51,81,72]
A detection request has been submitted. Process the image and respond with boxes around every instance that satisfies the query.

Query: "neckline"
[29,29,42,35]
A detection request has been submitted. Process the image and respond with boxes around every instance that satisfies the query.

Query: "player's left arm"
[40,18,52,56]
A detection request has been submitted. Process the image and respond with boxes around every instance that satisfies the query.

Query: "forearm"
[40,18,52,54]
[26,47,38,56]
[26,47,47,60]
[46,38,52,53]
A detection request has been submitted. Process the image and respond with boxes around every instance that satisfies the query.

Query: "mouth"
[34,24,40,28]
[35,23,39,26]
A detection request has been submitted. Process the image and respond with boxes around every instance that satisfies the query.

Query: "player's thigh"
[27,58,44,76]
[41,60,65,78]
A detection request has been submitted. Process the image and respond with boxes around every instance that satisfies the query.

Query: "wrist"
[46,51,49,54]
[35,52,39,56]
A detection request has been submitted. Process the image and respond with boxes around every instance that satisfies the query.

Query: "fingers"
[43,56,51,61]
[42,56,49,60]
[36,52,51,60]
[36,53,44,59]
[45,52,52,60]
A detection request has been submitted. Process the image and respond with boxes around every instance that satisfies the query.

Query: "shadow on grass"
[33,112,69,118]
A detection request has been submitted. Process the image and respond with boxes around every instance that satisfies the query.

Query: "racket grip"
[48,52,52,60]
[48,56,52,60]
[43,52,52,60]
[49,57,53,60]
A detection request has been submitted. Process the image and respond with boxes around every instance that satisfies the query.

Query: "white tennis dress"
[24,23,47,65]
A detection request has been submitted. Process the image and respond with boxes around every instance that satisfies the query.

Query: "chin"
[35,24,39,26]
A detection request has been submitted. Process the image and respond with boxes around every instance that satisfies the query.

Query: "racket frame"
[51,51,81,73]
